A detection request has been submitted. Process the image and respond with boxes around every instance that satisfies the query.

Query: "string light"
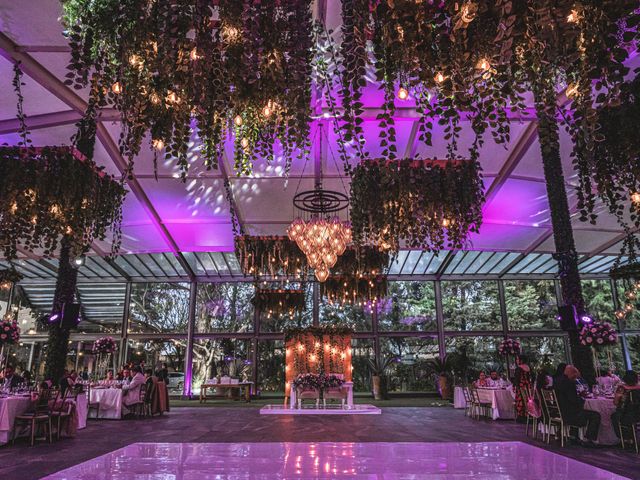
[111,82,122,94]
[166,91,180,104]
[567,9,579,23]
[190,47,200,61]
[234,115,243,127]
[565,83,579,99]
[262,104,272,118]
[631,192,640,204]
[150,92,161,105]
[434,72,445,84]
[152,139,164,150]
[396,87,409,100]
[241,137,250,149]
[476,58,490,71]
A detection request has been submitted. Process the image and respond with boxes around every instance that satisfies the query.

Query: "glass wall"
[14,275,640,396]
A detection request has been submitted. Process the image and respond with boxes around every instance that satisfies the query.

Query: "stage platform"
[259,404,381,415]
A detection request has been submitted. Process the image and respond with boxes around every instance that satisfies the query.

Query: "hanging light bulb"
[241,137,250,149]
[567,9,579,23]
[111,82,122,94]
[262,104,272,118]
[565,83,579,99]
[315,265,330,282]
[434,72,445,84]
[190,47,200,60]
[149,92,161,105]
[152,138,165,150]
[396,87,409,100]
[631,192,640,204]
[234,115,243,127]
[166,91,180,104]
[477,58,490,71]
[615,309,626,320]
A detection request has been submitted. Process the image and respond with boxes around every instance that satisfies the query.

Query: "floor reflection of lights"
[44,442,627,479]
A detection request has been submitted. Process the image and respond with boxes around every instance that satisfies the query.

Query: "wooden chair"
[50,389,76,440]
[470,387,492,419]
[144,380,156,417]
[462,387,473,418]
[539,388,586,446]
[13,388,54,446]
[86,384,100,419]
[522,387,541,439]
[618,391,639,454]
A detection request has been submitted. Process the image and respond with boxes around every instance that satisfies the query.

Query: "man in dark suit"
[554,365,601,445]
[2,365,24,389]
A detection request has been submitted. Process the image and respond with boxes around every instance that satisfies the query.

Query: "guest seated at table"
[611,370,640,438]
[122,366,145,407]
[553,362,567,385]
[534,367,553,394]
[474,371,489,387]
[597,369,621,390]
[1,365,24,389]
[118,368,132,384]
[103,369,115,384]
[487,371,507,388]
[555,365,601,446]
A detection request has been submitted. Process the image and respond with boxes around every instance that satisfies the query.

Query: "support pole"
[183,281,197,399]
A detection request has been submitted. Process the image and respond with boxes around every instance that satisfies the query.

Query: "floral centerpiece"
[0,318,20,346]
[320,373,345,389]
[579,322,617,349]
[498,338,521,357]
[93,336,117,354]
[292,373,322,391]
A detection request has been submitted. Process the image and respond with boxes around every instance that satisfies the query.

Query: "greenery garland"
[321,275,388,306]
[0,268,23,287]
[350,159,484,252]
[0,146,126,259]
[252,288,306,317]
[235,235,389,279]
[284,324,354,342]
[62,0,313,178]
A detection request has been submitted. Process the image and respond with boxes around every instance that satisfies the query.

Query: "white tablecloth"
[476,388,515,420]
[453,387,466,409]
[584,397,619,445]
[76,393,88,429]
[89,388,123,419]
[290,382,354,409]
[0,396,33,445]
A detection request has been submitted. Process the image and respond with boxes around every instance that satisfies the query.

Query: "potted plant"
[427,355,454,400]
[367,356,394,400]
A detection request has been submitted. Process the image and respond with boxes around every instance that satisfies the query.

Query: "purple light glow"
[581,315,593,324]
[49,313,60,322]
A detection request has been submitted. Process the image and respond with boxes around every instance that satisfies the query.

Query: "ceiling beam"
[580,228,640,262]
[90,243,131,282]
[0,109,120,135]
[0,32,195,280]
[484,121,538,204]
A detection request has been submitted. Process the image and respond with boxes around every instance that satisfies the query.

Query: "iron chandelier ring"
[292,189,349,214]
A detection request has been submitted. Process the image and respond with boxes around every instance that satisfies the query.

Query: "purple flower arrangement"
[579,322,617,349]
[0,318,20,345]
[93,336,117,354]
[292,373,345,390]
[498,338,521,357]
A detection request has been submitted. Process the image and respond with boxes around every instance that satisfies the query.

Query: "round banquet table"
[89,388,123,419]
[584,397,619,446]
[476,387,515,420]
[0,395,33,445]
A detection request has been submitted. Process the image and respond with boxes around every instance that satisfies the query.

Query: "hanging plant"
[284,324,354,342]
[252,288,306,318]
[610,263,640,325]
[321,275,388,306]
[0,146,126,259]
[350,159,484,252]
[235,236,390,279]
[0,268,23,288]
[62,0,313,178]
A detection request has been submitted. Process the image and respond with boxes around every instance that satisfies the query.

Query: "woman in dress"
[514,354,533,423]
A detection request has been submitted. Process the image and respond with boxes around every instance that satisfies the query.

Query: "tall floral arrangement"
[579,323,617,350]
[0,318,20,347]
[62,0,313,177]
[498,338,521,357]
[93,336,117,354]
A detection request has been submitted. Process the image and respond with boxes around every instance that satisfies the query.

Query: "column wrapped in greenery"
[0,146,126,382]
[62,0,313,177]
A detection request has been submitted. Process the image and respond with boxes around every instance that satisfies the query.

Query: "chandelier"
[287,188,351,282]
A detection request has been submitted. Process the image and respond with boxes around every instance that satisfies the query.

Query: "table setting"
[583,386,619,446]
[87,382,125,419]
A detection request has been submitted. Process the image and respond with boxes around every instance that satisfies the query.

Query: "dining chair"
[522,387,540,439]
[13,388,54,446]
[470,387,492,419]
[50,389,74,440]
[86,383,100,419]
[618,391,639,454]
[462,387,473,418]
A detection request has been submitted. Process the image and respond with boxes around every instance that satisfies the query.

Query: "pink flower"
[0,334,6,339]
[596,338,603,344]
[587,337,593,343]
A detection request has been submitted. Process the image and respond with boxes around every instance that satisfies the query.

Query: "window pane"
[258,283,312,333]
[191,338,253,395]
[257,340,285,395]
[378,282,437,332]
[195,283,254,333]
[380,337,439,393]
[76,283,125,334]
[445,336,502,381]
[351,338,374,393]
[128,283,190,333]
[442,281,502,331]
[581,279,614,322]
[616,279,640,330]
[504,280,558,330]
[513,336,566,368]
[11,284,47,334]
[126,339,186,394]
[320,303,371,331]
[628,335,640,370]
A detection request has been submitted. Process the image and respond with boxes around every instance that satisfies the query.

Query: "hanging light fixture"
[286,188,351,282]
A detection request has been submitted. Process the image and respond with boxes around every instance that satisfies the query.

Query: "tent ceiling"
[0,0,636,282]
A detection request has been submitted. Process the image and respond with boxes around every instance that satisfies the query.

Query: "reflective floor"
[44,441,627,479]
